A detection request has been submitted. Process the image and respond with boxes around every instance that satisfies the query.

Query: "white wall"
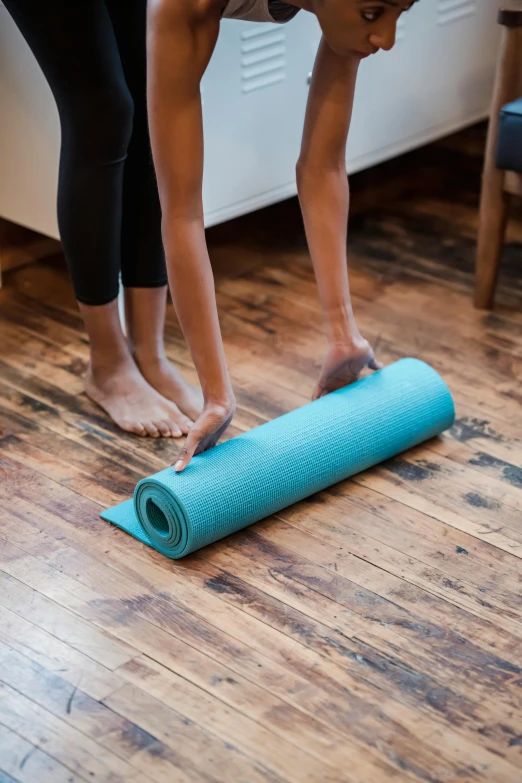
[0,1,500,239]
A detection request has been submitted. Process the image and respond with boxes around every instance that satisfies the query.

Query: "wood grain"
[0,125,521,782]
[0,219,60,288]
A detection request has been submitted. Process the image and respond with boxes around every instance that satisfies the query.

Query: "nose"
[369,22,396,52]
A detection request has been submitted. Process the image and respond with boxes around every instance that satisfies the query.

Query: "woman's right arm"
[147,0,235,470]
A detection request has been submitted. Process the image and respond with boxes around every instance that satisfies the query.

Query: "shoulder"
[148,0,223,24]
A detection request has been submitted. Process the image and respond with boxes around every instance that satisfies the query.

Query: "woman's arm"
[297,39,381,398]
[147,0,235,470]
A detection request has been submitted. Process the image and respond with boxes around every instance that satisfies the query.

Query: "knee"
[59,84,134,164]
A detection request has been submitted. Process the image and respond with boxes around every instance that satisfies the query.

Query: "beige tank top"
[222,0,299,23]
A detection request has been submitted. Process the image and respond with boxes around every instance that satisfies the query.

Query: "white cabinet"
[201,15,318,224]
[0,2,60,237]
[0,2,500,239]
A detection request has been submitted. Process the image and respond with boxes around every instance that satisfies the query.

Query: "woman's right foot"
[84,358,193,438]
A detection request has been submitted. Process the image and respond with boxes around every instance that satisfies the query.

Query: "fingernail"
[174,460,184,472]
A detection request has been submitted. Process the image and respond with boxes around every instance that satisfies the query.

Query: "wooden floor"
[0,125,521,783]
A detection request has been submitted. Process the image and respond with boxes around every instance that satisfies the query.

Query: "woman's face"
[315,0,415,58]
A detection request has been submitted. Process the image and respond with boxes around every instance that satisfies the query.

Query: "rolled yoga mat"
[101,358,455,559]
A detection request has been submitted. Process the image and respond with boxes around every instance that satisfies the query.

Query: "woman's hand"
[174,395,236,472]
[313,337,382,400]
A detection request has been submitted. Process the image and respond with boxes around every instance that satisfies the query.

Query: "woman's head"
[313,0,415,58]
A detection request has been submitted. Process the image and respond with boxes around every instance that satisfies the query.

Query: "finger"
[173,426,202,471]
[173,447,189,472]
[368,357,384,371]
[193,410,235,456]
[312,382,324,402]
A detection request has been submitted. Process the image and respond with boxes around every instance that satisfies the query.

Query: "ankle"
[132,345,167,369]
[88,345,134,377]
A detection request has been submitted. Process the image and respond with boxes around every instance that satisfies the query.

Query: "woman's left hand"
[313,336,383,401]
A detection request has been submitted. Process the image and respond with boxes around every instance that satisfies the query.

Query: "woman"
[4,0,202,438]
[146,0,413,470]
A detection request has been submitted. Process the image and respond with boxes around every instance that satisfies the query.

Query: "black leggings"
[4,0,167,305]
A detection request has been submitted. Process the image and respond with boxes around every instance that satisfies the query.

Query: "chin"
[324,36,356,58]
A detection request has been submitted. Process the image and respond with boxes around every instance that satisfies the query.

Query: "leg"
[124,287,203,420]
[475,171,511,310]
[82,299,190,437]
[105,0,203,421]
[3,0,131,305]
[4,0,191,436]
[474,22,522,309]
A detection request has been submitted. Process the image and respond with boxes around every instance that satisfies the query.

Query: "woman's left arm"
[297,38,381,399]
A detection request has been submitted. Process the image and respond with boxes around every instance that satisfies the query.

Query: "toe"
[156,420,173,438]
[143,421,161,438]
[163,402,189,436]
[170,423,183,438]
[121,419,147,437]
[177,417,193,435]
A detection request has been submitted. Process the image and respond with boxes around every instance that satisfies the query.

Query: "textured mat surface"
[101,359,455,558]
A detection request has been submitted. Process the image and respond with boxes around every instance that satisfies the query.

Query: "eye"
[361,8,384,22]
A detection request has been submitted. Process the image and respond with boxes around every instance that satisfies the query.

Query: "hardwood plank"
[0,682,155,783]
[212,272,522,421]
[199,532,522,686]
[0,516,414,781]
[102,684,286,783]
[0,642,343,783]
[0,219,60,286]
[254,518,522,659]
[0,480,520,776]
[114,659,512,783]
[273,497,522,634]
[0,646,219,783]
[0,771,21,783]
[354,467,522,557]
[0,722,85,783]
[0,602,124,702]
[431,438,522,491]
[2,456,516,780]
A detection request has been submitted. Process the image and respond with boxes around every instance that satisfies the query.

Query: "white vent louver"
[438,0,476,25]
[241,27,287,93]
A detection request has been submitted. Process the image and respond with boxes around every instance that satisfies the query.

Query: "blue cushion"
[496,97,522,173]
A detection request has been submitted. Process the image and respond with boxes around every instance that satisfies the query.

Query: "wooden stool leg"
[474,170,511,309]
[474,22,522,309]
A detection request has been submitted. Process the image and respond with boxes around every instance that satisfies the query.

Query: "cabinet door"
[0,2,60,237]
[345,0,500,172]
[202,15,318,225]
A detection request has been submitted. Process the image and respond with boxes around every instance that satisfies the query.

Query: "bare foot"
[135,354,203,422]
[84,358,193,438]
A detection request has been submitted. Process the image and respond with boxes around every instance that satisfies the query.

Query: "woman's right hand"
[173,396,236,472]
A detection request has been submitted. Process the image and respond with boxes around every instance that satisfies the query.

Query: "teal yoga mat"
[101,358,455,558]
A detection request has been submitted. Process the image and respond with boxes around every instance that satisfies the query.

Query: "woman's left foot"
[135,354,203,421]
